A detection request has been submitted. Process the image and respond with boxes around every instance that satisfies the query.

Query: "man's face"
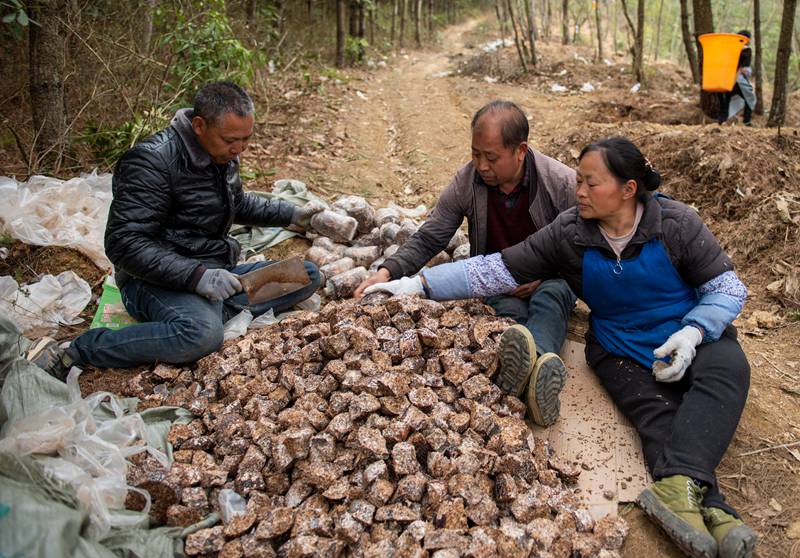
[471,119,527,189]
[192,112,254,164]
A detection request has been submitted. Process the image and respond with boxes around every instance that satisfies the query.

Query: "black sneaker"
[26,337,74,382]
[525,352,567,427]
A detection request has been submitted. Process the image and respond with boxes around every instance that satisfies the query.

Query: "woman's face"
[576,150,637,221]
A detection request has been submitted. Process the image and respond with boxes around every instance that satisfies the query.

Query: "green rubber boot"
[637,475,717,558]
[702,506,758,558]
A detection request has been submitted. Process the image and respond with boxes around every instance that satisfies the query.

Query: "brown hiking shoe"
[638,475,717,558]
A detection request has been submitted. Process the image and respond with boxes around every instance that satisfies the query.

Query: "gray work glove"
[196,268,242,302]
[291,200,327,230]
[652,325,704,382]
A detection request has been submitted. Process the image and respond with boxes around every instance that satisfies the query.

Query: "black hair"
[737,29,752,39]
[194,81,254,127]
[578,137,661,201]
[471,100,529,149]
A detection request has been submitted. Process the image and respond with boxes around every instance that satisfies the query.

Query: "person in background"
[718,30,756,127]
[354,100,577,427]
[366,137,757,558]
[27,81,323,377]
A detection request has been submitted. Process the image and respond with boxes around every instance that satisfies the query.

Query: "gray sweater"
[381,148,576,279]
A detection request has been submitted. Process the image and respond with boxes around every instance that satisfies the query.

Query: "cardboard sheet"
[531,339,651,519]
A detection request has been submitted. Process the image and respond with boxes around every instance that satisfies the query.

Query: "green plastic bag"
[90,276,136,330]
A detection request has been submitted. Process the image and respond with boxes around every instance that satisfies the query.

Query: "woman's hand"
[363,276,425,297]
[509,280,541,299]
[652,325,704,382]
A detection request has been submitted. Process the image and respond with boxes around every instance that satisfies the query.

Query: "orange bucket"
[698,33,749,92]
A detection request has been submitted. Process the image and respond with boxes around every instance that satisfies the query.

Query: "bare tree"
[28,0,68,171]
[594,0,603,61]
[753,0,764,115]
[680,0,700,83]
[336,0,346,67]
[561,0,569,44]
[692,0,715,116]
[245,0,257,28]
[767,0,798,127]
[496,1,508,39]
[524,0,538,66]
[141,0,159,54]
[620,0,644,83]
[414,0,422,47]
[653,0,664,60]
[505,0,529,71]
[391,0,398,44]
[399,0,407,48]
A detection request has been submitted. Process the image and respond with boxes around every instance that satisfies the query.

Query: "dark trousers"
[718,86,753,124]
[70,260,320,368]
[585,326,750,516]
[485,279,576,357]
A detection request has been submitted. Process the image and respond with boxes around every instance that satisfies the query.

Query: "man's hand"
[354,268,392,299]
[196,268,242,302]
[509,280,541,299]
[652,325,704,382]
[363,276,425,298]
[291,200,327,230]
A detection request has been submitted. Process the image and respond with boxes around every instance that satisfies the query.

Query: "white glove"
[196,268,242,302]
[363,276,426,297]
[652,325,704,382]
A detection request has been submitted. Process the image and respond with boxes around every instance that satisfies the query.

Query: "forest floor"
[3,13,799,558]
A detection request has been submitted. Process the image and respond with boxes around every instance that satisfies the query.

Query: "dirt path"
[309,17,800,558]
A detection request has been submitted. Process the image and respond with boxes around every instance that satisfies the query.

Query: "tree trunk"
[753,0,764,114]
[28,0,67,172]
[594,0,603,61]
[414,0,422,46]
[496,1,507,40]
[391,0,398,45]
[399,0,406,48]
[561,0,569,44]
[336,0,346,67]
[634,0,644,81]
[358,0,366,39]
[620,0,642,82]
[525,0,538,66]
[245,0,257,27]
[349,0,358,37]
[368,3,374,45]
[505,0,529,71]
[767,0,798,127]
[680,0,700,83]
[613,0,618,54]
[692,0,715,117]
[141,0,158,54]
[653,0,664,60]
[428,0,433,34]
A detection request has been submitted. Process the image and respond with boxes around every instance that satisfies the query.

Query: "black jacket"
[501,195,734,297]
[105,109,296,290]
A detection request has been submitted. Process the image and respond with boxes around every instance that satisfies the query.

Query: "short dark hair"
[471,100,529,149]
[193,81,254,127]
[578,137,661,202]
[737,29,752,39]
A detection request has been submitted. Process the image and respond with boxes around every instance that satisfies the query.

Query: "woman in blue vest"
[365,137,756,558]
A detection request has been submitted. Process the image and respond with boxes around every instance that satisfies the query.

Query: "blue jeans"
[70,261,320,368]
[485,279,576,356]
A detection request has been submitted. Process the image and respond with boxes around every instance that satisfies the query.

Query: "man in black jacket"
[29,82,322,376]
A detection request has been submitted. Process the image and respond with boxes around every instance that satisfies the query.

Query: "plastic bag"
[0,171,113,270]
[218,489,247,524]
[223,309,253,341]
[0,271,92,335]
[0,368,167,538]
